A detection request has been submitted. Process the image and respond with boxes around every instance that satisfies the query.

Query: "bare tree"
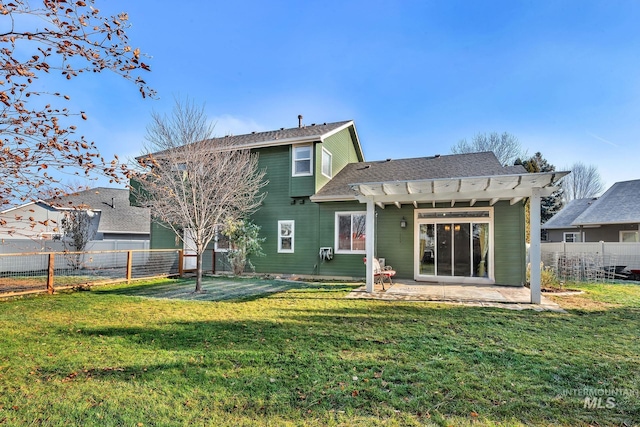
[561,162,605,201]
[61,208,98,269]
[0,1,153,207]
[452,132,527,166]
[131,99,268,292]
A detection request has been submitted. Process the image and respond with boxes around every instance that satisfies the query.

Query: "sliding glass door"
[416,209,493,282]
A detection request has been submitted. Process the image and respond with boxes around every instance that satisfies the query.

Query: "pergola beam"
[354,185,559,205]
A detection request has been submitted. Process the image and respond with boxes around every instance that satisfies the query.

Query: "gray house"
[543,179,640,243]
[0,187,150,241]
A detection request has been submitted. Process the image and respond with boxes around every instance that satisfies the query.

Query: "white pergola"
[349,172,568,304]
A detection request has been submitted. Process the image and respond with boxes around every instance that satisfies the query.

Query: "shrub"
[527,261,562,289]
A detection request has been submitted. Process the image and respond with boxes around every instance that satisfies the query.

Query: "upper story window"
[335,212,366,253]
[321,147,332,178]
[292,144,313,176]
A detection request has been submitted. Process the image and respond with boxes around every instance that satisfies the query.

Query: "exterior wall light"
[400,217,407,228]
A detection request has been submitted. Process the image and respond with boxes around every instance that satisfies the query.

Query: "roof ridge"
[209,119,352,141]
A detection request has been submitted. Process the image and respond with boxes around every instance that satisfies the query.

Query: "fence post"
[47,253,55,294]
[126,251,133,284]
[178,250,184,277]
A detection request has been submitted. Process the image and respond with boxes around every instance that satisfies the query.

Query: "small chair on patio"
[363,257,396,290]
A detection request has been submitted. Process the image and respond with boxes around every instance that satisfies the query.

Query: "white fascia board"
[0,201,39,214]
[574,220,639,226]
[309,194,357,203]
[319,121,364,162]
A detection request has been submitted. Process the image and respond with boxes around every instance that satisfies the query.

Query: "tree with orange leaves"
[0,0,153,207]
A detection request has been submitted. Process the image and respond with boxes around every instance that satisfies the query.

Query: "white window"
[214,226,230,252]
[563,232,581,243]
[278,220,294,253]
[321,147,332,178]
[335,212,366,253]
[620,230,639,242]
[292,144,312,176]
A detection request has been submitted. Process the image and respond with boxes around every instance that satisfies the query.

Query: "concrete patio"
[346,280,565,312]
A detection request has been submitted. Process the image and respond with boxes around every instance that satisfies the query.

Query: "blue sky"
[59,0,640,190]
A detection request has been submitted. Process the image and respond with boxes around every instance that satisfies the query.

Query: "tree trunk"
[195,251,203,293]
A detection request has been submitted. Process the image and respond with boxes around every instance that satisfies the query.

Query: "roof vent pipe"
[298,114,303,128]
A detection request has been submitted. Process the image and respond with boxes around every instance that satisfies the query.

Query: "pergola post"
[365,200,375,292]
[530,187,542,304]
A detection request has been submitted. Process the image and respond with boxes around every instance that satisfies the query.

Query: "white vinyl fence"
[541,242,640,283]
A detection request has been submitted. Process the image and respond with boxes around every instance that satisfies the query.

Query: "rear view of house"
[148,119,565,299]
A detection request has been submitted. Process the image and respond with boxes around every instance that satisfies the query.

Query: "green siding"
[493,201,527,285]
[374,205,415,279]
[290,145,315,197]
[316,202,370,277]
[254,200,369,278]
[150,221,181,249]
[316,127,360,191]
[249,146,319,274]
[372,201,526,285]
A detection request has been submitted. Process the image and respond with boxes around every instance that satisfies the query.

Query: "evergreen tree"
[515,152,563,223]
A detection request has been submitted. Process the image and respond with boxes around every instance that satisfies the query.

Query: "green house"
[148,120,565,302]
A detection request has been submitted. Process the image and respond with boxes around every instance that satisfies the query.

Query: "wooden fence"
[0,248,218,297]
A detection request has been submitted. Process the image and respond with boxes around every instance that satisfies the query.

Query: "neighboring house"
[543,179,640,243]
[147,119,564,301]
[0,187,150,241]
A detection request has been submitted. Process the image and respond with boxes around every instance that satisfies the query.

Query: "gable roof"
[571,179,640,226]
[143,120,365,162]
[312,151,528,200]
[47,187,150,235]
[541,198,596,229]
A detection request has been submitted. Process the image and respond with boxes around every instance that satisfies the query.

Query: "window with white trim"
[620,230,639,242]
[292,144,312,176]
[563,232,581,243]
[278,220,294,253]
[321,147,332,178]
[214,226,230,251]
[335,212,366,253]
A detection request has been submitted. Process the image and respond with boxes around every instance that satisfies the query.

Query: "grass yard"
[0,278,638,426]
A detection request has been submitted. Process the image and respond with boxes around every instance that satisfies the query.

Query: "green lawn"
[0,278,638,426]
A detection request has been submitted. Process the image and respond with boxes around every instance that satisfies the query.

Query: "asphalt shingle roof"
[541,198,596,229]
[48,187,150,235]
[571,179,640,225]
[208,120,352,147]
[143,120,363,162]
[314,151,528,199]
